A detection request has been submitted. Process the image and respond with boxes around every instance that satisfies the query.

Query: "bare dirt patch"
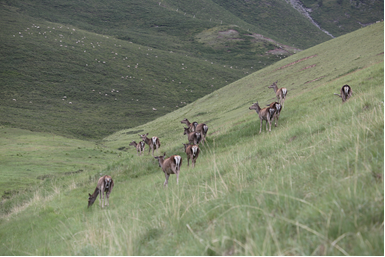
[274,54,318,71]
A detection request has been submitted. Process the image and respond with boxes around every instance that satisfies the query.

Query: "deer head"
[88,193,97,208]
[249,102,261,114]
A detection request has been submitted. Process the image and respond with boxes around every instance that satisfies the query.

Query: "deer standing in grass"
[129,140,145,156]
[88,175,114,208]
[183,143,200,168]
[181,118,197,132]
[267,102,282,127]
[249,101,273,133]
[154,153,182,187]
[139,133,161,157]
[183,127,201,145]
[334,84,352,102]
[193,122,208,145]
[268,81,287,108]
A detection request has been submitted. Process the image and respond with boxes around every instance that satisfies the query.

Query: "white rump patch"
[152,137,157,145]
[174,156,181,168]
[192,146,198,156]
[282,88,287,96]
[344,86,349,95]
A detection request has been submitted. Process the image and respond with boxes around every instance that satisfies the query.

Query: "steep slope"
[0,22,382,255]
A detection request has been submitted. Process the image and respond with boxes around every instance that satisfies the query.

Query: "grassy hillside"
[300,0,384,37]
[0,22,383,255]
[1,0,382,140]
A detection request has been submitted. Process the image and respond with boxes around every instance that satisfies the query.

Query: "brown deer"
[334,84,352,102]
[267,102,282,127]
[88,175,114,208]
[129,140,145,156]
[268,81,288,107]
[139,133,161,157]
[183,127,201,145]
[181,118,197,132]
[249,101,273,133]
[182,143,200,168]
[193,122,208,145]
[154,153,183,187]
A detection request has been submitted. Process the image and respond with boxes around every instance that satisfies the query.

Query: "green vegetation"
[301,0,384,37]
[0,22,383,255]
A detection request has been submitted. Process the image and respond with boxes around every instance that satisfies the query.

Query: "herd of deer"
[88,82,352,208]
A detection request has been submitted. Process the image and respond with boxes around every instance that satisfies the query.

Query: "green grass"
[0,22,383,255]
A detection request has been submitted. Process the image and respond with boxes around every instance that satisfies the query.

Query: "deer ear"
[89,193,91,197]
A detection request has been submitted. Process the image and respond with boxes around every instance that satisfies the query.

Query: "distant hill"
[0,0,382,139]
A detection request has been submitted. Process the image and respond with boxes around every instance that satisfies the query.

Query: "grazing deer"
[183,127,201,145]
[268,81,288,107]
[267,102,282,127]
[193,122,209,145]
[129,140,145,156]
[181,118,197,132]
[249,101,273,133]
[183,143,200,168]
[154,153,183,187]
[334,84,352,102]
[88,175,114,208]
[139,133,161,156]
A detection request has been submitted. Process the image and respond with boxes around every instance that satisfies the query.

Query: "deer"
[129,140,145,156]
[183,127,201,145]
[268,81,288,108]
[266,101,282,127]
[154,153,182,187]
[334,84,352,102]
[181,118,197,132]
[193,122,209,145]
[182,143,200,168]
[249,101,273,133]
[139,133,161,157]
[88,175,114,208]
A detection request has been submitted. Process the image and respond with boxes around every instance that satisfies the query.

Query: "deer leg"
[176,172,179,185]
[268,119,272,132]
[164,173,169,187]
[187,157,190,167]
[259,119,262,134]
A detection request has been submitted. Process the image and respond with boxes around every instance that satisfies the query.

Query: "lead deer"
[183,127,201,145]
[268,81,287,107]
[267,101,282,127]
[249,101,273,133]
[181,118,197,132]
[129,140,145,156]
[334,84,352,102]
[154,153,182,187]
[88,175,114,208]
[183,143,200,168]
[139,133,161,157]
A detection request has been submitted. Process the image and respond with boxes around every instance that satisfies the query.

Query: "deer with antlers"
[139,133,161,157]
[334,84,352,102]
[268,81,288,108]
[154,153,183,187]
[88,175,114,208]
